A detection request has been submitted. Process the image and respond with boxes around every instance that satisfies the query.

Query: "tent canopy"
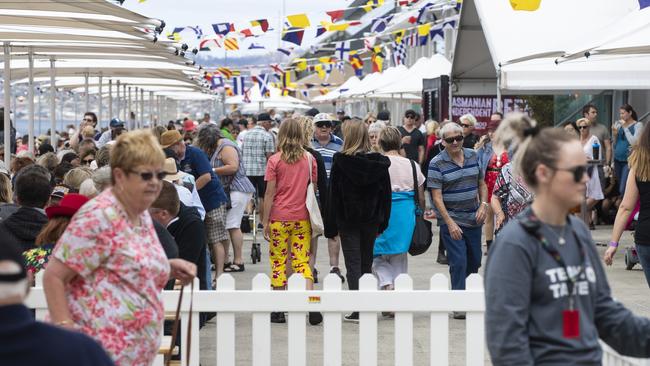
[312,76,361,102]
[374,55,451,95]
[452,0,643,94]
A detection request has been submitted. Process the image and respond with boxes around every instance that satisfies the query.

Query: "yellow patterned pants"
[268,220,313,287]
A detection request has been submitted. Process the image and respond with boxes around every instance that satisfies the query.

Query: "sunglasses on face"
[578,125,589,130]
[444,135,464,144]
[405,115,416,119]
[553,164,594,183]
[82,159,94,165]
[460,123,471,128]
[315,121,332,128]
[129,170,167,181]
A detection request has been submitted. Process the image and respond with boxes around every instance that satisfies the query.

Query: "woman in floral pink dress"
[43,130,196,366]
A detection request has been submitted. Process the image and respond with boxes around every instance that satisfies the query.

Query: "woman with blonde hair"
[262,118,322,325]
[327,118,391,322]
[43,130,196,366]
[363,112,377,126]
[368,121,387,152]
[63,167,93,192]
[605,124,650,286]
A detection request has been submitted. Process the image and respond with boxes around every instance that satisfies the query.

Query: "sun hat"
[183,119,196,132]
[160,130,183,148]
[163,157,186,182]
[313,113,336,125]
[45,193,89,219]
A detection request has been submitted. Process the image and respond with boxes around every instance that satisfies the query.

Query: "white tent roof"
[311,76,361,102]
[226,84,309,106]
[340,72,382,97]
[350,65,408,96]
[452,0,644,94]
[374,55,451,94]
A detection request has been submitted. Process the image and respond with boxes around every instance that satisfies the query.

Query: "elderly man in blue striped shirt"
[428,123,488,315]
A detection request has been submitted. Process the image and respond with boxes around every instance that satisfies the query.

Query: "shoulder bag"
[408,159,433,256]
[305,153,325,236]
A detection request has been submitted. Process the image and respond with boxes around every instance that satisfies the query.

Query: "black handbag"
[408,160,433,256]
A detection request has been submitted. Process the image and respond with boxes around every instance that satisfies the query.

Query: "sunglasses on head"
[578,125,589,130]
[129,170,167,181]
[552,164,594,182]
[444,135,464,144]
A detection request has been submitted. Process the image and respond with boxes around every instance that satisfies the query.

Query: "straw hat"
[163,158,185,182]
[160,130,183,148]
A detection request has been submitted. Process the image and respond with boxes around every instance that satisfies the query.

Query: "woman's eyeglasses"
[129,170,167,181]
[578,125,589,130]
[460,123,471,128]
[82,159,94,165]
[553,165,594,182]
[444,135,464,144]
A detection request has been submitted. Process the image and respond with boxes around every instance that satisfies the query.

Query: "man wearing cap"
[0,165,51,252]
[96,118,125,148]
[311,113,346,282]
[0,242,115,366]
[242,112,276,225]
[161,130,231,276]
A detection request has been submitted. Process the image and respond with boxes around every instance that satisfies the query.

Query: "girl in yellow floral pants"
[268,220,313,288]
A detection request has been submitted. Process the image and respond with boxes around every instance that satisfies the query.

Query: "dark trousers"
[339,223,379,291]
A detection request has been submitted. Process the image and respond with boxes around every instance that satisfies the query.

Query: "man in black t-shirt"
[398,109,425,164]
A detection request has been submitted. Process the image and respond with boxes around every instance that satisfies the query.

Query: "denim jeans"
[440,224,483,290]
[614,160,630,196]
[635,244,650,288]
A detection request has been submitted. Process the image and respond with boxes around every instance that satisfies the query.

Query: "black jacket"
[0,207,47,252]
[326,152,391,238]
[167,203,208,291]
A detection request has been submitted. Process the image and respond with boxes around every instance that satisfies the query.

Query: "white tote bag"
[305,153,325,235]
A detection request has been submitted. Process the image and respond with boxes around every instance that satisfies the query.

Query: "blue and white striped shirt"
[427,148,483,227]
[311,134,343,179]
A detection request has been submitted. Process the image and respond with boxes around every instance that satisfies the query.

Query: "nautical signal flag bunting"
[510,0,541,11]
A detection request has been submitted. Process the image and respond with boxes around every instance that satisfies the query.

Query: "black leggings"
[339,224,379,291]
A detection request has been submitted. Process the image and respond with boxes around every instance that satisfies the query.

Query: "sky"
[123,0,353,63]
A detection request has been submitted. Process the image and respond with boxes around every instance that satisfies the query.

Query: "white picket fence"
[24,272,649,366]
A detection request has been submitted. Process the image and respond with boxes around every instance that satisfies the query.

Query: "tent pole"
[140,88,144,128]
[108,79,113,122]
[448,76,453,121]
[127,87,132,130]
[3,42,11,167]
[48,57,57,151]
[122,84,127,121]
[134,87,138,129]
[116,80,120,121]
[98,75,103,128]
[149,91,154,126]
[84,72,90,113]
[27,47,35,155]
[496,66,503,113]
[157,96,161,126]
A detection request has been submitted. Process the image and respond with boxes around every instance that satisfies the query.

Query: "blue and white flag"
[370,14,393,33]
[232,76,246,96]
[255,73,271,95]
[334,41,351,62]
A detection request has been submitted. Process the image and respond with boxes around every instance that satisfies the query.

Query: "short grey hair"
[368,121,387,135]
[459,114,477,127]
[439,122,463,139]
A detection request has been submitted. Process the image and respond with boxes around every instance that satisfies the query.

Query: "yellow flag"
[314,64,325,80]
[287,14,310,28]
[320,21,350,32]
[393,29,405,44]
[363,0,385,12]
[417,23,431,37]
[294,58,308,72]
[318,56,336,64]
[510,0,541,11]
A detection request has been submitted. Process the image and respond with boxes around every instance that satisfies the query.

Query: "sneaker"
[308,312,323,325]
[344,312,359,323]
[270,312,286,323]
[436,252,448,265]
[381,312,395,319]
[313,268,318,284]
[452,312,466,320]
[330,267,345,283]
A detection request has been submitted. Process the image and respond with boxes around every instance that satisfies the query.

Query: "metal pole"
[123,83,127,121]
[149,91,154,126]
[49,57,57,151]
[140,88,144,128]
[108,79,113,123]
[98,75,103,128]
[127,87,132,130]
[84,72,89,112]
[116,80,120,121]
[133,87,138,129]
[73,93,77,123]
[3,43,11,166]
[496,66,503,113]
[27,47,35,155]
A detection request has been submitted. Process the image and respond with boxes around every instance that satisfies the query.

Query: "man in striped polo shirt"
[428,123,488,308]
[311,113,345,282]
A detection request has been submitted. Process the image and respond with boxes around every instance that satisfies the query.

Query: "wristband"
[608,241,619,248]
[481,202,489,207]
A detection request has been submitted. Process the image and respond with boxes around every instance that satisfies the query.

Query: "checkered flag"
[392,40,407,66]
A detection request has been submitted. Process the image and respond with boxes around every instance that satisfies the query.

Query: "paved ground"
[197,225,649,366]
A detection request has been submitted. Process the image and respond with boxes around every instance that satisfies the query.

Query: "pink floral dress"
[52,189,170,366]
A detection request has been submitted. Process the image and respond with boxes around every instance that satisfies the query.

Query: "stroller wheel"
[251,243,261,264]
[625,248,636,270]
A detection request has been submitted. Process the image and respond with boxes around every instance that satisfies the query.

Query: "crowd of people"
[0,100,649,365]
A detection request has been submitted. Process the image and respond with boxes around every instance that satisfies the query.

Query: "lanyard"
[518,207,588,310]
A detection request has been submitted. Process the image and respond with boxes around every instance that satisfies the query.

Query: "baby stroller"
[247,193,262,264]
[624,201,641,271]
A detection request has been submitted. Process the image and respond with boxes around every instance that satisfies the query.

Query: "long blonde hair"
[341,118,371,155]
[277,118,305,164]
[297,115,314,149]
[629,124,650,182]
